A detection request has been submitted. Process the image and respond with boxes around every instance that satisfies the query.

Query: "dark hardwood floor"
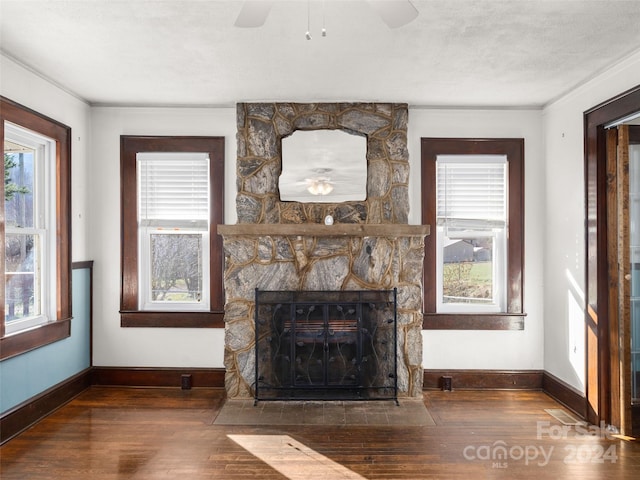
[1,387,638,479]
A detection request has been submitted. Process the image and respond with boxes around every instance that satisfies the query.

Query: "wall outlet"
[181,374,192,390]
[441,375,452,391]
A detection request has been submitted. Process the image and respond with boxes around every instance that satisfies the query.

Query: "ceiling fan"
[234,1,419,29]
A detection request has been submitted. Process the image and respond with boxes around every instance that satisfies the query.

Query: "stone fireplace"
[253,289,399,402]
[218,102,429,398]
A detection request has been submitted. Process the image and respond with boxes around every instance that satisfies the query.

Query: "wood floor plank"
[1,387,638,479]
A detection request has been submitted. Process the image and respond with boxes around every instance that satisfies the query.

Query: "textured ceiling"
[1,0,640,107]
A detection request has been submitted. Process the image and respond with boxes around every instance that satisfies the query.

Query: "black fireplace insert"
[254,289,398,403]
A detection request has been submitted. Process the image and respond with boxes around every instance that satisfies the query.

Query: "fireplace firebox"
[254,289,398,403]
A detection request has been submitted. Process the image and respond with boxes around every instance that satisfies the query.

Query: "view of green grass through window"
[442,237,494,305]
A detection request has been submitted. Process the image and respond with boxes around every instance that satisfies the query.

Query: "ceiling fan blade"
[367,0,418,28]
[234,1,274,28]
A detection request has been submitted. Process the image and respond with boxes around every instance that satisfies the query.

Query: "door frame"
[584,84,640,428]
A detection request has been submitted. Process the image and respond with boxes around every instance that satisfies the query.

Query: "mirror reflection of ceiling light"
[307,178,333,195]
[279,132,367,203]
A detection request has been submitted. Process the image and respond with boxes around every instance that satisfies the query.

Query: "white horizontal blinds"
[137,152,210,229]
[436,155,507,229]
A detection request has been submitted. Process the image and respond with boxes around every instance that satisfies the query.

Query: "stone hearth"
[219,102,429,399]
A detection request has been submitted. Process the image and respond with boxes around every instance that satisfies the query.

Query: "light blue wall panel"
[0,266,91,414]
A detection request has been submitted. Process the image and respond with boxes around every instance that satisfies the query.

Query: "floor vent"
[544,408,584,425]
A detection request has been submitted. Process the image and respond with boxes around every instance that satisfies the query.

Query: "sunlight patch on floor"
[228,434,366,480]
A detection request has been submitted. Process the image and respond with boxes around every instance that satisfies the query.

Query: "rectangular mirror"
[279,129,367,203]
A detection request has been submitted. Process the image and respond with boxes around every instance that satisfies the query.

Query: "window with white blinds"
[436,155,507,229]
[136,152,211,311]
[435,154,508,313]
[422,137,525,326]
[137,152,210,228]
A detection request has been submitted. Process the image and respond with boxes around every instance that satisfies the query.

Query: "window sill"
[0,318,71,360]
[120,310,224,328]
[422,313,526,330]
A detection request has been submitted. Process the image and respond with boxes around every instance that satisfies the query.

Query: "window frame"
[421,138,525,330]
[120,136,225,328]
[4,123,56,334]
[1,96,72,359]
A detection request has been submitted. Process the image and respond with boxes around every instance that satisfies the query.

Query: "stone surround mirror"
[236,102,409,224]
[279,129,367,203]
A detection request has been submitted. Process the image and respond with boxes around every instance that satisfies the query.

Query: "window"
[120,136,224,327]
[137,152,210,311]
[422,138,525,330]
[436,155,508,313]
[1,97,72,359]
[4,124,55,333]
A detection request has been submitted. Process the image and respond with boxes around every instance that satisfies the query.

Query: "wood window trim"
[1,97,72,359]
[120,136,225,328]
[421,138,525,330]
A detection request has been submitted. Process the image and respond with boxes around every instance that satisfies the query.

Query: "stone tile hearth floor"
[213,398,436,426]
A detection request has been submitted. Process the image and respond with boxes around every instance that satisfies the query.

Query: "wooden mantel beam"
[217,224,430,238]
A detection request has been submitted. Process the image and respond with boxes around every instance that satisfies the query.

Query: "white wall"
[408,109,546,371]
[88,105,546,370]
[1,55,91,261]
[542,49,640,393]
[89,107,236,367]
